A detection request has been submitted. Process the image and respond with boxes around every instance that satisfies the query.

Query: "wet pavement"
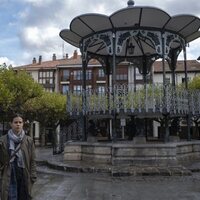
[33,167,200,200]
[32,147,200,200]
[33,168,200,200]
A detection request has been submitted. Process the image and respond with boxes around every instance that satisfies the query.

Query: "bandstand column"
[162,34,170,142]
[112,32,117,141]
[82,56,87,141]
[170,50,177,87]
[183,45,191,141]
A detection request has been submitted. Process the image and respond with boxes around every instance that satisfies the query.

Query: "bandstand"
[59,1,200,168]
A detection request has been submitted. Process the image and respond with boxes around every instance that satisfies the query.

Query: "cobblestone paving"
[32,166,200,200]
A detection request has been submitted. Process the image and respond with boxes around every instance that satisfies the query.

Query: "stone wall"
[64,141,200,166]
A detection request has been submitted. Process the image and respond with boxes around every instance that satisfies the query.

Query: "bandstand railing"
[66,84,200,117]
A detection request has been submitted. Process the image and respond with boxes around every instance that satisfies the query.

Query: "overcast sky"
[0,0,200,66]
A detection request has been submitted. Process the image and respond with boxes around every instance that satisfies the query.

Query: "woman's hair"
[10,113,24,122]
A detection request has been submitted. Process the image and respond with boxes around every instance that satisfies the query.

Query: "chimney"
[32,57,36,64]
[73,50,78,59]
[38,55,42,64]
[52,53,56,61]
[66,53,68,59]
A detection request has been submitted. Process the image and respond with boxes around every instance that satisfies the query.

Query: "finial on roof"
[127,0,135,7]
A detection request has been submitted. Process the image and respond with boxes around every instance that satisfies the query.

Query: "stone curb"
[36,160,193,176]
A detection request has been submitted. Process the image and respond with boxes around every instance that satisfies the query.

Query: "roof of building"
[153,60,200,73]
[15,50,200,73]
[15,51,100,71]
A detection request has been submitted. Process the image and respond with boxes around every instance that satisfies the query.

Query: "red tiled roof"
[15,54,101,71]
[15,54,200,73]
[153,60,200,73]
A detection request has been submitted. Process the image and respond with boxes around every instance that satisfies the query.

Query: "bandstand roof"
[60,3,200,58]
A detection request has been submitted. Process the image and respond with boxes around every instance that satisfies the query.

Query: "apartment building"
[16,50,129,94]
[153,60,200,84]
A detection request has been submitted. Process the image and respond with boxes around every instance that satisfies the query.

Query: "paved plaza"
[32,147,200,200]
[33,166,200,200]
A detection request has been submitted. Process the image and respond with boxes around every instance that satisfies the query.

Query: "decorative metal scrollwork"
[66,84,200,117]
[164,32,183,56]
[140,30,162,55]
[115,30,139,55]
[81,31,113,61]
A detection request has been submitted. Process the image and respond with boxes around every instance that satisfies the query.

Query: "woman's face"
[11,116,24,135]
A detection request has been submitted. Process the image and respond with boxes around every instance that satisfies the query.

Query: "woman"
[0,114,37,200]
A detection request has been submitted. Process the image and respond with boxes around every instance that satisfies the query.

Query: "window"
[116,74,128,80]
[38,70,54,90]
[165,78,170,85]
[98,86,105,94]
[73,85,82,94]
[62,85,69,94]
[63,70,70,81]
[134,68,142,79]
[74,70,82,80]
[45,88,53,92]
[86,70,92,80]
[86,85,92,94]
[43,71,46,77]
[182,77,190,83]
[98,69,105,78]
[86,85,92,90]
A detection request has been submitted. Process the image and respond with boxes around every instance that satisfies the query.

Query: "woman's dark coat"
[0,134,37,199]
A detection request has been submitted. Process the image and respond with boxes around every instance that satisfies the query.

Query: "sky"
[0,0,200,67]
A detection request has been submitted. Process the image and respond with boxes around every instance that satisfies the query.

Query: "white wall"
[153,72,198,85]
[29,71,38,82]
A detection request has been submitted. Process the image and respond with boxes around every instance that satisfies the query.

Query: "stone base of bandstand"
[169,135,180,142]
[132,136,146,144]
[87,136,98,143]
[63,140,200,176]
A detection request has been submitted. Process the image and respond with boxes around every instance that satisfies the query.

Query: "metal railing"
[66,84,200,117]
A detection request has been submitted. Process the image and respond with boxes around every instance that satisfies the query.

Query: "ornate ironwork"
[164,32,183,57]
[63,119,83,141]
[81,31,113,61]
[115,30,139,55]
[140,30,162,55]
[66,84,200,117]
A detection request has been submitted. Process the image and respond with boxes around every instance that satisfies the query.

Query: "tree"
[188,76,200,139]
[0,66,43,121]
[24,92,67,146]
[188,75,200,89]
[24,92,67,126]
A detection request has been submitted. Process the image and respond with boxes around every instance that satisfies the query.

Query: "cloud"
[0,57,15,66]
[19,0,55,7]
[20,26,60,49]
[14,0,132,64]
[3,0,200,66]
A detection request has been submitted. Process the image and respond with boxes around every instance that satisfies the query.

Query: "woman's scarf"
[8,129,25,168]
